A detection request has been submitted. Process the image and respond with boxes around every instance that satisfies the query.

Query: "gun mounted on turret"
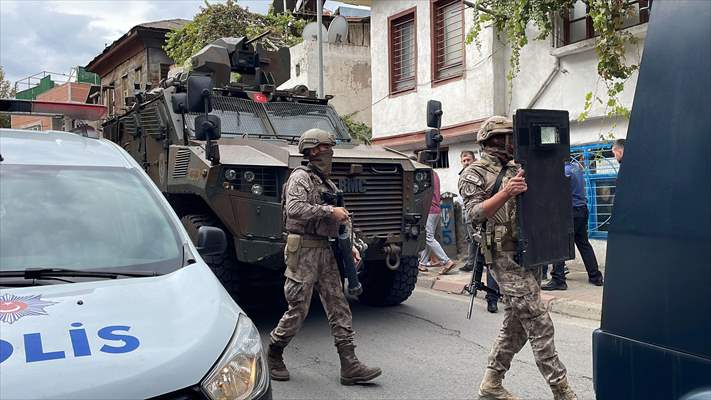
[188,32,291,91]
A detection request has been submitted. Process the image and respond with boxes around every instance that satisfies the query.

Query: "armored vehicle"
[102,36,435,306]
[593,1,711,399]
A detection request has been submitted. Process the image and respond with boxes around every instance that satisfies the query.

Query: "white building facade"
[364,0,649,189]
[279,16,373,126]
[344,0,652,255]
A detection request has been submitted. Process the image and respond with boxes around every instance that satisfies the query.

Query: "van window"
[0,165,182,274]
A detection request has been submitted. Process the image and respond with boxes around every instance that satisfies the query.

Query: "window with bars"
[389,9,417,94]
[433,149,449,169]
[558,0,651,47]
[432,0,464,82]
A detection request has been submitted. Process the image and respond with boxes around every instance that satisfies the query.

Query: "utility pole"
[316,0,324,98]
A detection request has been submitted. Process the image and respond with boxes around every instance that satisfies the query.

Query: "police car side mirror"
[427,100,443,129]
[196,226,227,257]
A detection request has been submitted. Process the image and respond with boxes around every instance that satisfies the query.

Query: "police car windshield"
[185,96,351,140]
[0,165,182,275]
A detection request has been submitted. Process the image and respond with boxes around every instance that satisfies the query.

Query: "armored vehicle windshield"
[185,95,351,141]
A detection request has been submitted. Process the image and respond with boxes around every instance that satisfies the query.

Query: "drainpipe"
[316,0,324,98]
[526,55,562,109]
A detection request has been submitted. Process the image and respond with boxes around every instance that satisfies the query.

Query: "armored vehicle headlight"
[412,183,420,193]
[415,171,427,182]
[225,169,238,181]
[409,225,420,237]
[251,184,264,196]
[202,314,268,400]
[243,170,256,183]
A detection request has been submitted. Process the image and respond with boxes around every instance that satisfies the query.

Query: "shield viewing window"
[540,126,560,145]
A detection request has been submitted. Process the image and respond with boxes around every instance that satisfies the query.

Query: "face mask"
[486,145,513,163]
[485,134,514,163]
[309,148,334,177]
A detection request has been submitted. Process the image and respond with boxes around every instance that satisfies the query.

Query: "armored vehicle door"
[513,109,575,267]
[116,102,170,190]
[136,102,170,189]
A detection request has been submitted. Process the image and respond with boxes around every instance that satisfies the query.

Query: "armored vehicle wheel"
[180,214,240,293]
[358,256,419,306]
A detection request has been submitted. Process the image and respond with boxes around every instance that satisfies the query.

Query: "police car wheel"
[180,214,240,293]
[358,256,418,306]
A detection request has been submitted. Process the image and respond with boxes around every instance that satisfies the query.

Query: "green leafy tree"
[0,66,16,128]
[466,0,642,132]
[164,0,306,66]
[342,113,372,145]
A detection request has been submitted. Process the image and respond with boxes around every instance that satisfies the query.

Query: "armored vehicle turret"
[103,36,435,306]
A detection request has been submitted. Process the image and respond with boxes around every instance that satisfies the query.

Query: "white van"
[0,129,271,400]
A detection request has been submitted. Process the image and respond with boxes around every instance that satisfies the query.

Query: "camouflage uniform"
[459,151,568,385]
[269,167,355,348]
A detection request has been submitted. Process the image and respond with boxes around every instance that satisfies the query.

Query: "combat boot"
[267,343,290,381]
[550,377,578,400]
[336,344,382,385]
[478,368,519,400]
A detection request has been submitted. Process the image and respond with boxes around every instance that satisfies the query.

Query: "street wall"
[280,40,372,126]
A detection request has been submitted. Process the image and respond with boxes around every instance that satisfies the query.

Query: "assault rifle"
[464,227,499,319]
[323,190,363,296]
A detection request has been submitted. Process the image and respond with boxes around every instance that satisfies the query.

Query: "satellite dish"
[302,22,328,42]
[327,16,348,44]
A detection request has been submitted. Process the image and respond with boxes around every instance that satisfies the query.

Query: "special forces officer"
[459,117,577,400]
[267,128,382,385]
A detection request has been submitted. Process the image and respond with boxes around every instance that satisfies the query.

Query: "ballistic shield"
[513,109,575,267]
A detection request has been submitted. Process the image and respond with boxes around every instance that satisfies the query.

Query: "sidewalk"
[415,259,604,321]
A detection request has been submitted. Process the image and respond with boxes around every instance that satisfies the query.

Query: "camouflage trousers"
[270,247,355,348]
[486,251,568,385]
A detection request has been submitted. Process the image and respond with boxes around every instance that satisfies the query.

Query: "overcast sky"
[0,0,279,88]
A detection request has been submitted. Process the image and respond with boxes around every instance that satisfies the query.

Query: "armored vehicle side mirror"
[196,226,227,257]
[171,93,188,114]
[195,114,222,141]
[187,75,214,114]
[426,128,443,150]
[427,100,443,129]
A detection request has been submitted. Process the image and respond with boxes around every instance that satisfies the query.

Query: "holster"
[482,225,494,264]
[285,234,302,272]
[482,224,517,265]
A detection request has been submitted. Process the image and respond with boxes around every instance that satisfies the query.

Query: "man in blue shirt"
[543,161,604,290]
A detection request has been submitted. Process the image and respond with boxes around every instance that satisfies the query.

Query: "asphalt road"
[250,286,598,400]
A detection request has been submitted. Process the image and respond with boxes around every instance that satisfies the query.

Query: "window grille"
[389,10,417,93]
[432,0,464,81]
[571,143,620,239]
[433,149,449,169]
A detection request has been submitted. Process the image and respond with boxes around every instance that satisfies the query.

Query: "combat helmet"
[477,116,513,143]
[298,128,336,154]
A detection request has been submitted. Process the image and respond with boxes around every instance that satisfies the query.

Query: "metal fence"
[571,143,619,239]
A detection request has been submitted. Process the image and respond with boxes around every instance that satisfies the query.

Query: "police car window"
[0,166,182,274]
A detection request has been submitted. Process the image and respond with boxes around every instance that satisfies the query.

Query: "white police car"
[0,129,271,400]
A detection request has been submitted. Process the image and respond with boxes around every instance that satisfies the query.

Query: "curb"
[415,275,601,322]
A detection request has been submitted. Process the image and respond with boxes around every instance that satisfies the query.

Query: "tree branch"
[463,0,505,19]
